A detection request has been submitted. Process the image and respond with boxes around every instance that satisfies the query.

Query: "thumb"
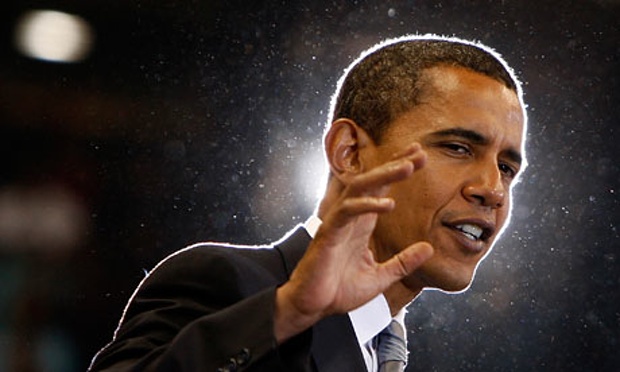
[385,242,434,278]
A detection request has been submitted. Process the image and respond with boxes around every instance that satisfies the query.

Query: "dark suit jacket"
[89,226,367,371]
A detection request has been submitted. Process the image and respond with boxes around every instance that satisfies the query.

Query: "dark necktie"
[376,320,407,372]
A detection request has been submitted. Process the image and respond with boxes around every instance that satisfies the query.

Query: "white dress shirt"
[303,215,408,372]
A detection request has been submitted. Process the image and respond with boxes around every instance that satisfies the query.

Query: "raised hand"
[274,143,433,343]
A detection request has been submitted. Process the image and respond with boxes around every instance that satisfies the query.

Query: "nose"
[462,164,507,209]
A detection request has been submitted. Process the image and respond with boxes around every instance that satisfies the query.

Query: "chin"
[416,262,478,294]
[433,280,473,294]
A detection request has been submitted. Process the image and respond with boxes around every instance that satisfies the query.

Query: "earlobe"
[324,118,373,180]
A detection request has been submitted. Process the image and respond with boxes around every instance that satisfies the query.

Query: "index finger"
[391,143,427,170]
[347,157,415,197]
[347,143,426,197]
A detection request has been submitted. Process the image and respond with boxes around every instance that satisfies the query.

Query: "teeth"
[456,224,483,240]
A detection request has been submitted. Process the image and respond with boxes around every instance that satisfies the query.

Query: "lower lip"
[447,227,486,254]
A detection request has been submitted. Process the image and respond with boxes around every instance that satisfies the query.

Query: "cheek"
[391,167,455,225]
[409,164,458,206]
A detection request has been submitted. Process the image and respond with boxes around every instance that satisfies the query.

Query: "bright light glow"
[14,9,94,63]
[295,146,328,212]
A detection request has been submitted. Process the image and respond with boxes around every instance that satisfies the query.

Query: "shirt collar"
[349,295,393,346]
[304,214,322,238]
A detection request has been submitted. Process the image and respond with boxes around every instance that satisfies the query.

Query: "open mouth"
[445,220,494,243]
[454,224,484,241]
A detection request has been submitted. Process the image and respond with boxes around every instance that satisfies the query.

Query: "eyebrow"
[430,127,523,166]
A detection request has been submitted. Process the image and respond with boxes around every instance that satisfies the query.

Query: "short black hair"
[330,35,524,142]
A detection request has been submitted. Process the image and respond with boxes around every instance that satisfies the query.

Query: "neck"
[384,281,422,317]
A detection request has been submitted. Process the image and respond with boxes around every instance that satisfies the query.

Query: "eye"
[442,143,472,156]
[499,162,518,179]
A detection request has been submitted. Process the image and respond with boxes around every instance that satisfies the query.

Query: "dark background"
[0,1,618,371]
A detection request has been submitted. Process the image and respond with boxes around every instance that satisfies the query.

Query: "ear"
[324,118,374,181]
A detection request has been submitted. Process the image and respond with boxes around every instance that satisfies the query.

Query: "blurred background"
[0,0,618,371]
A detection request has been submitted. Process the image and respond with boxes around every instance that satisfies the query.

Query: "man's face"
[368,65,525,293]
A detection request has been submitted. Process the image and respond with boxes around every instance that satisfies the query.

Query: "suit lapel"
[312,314,367,372]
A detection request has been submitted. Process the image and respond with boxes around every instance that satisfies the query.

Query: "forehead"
[392,65,525,149]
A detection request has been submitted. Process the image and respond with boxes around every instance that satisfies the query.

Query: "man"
[90,35,527,371]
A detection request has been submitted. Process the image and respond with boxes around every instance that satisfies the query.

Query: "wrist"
[274,283,322,344]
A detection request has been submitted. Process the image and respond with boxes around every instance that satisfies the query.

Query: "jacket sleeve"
[88,246,313,372]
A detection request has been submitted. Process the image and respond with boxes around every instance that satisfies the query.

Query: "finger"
[349,144,429,197]
[383,242,434,278]
[348,158,414,196]
[390,143,428,172]
[339,197,394,215]
[318,183,400,237]
[323,196,394,229]
[391,143,423,160]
